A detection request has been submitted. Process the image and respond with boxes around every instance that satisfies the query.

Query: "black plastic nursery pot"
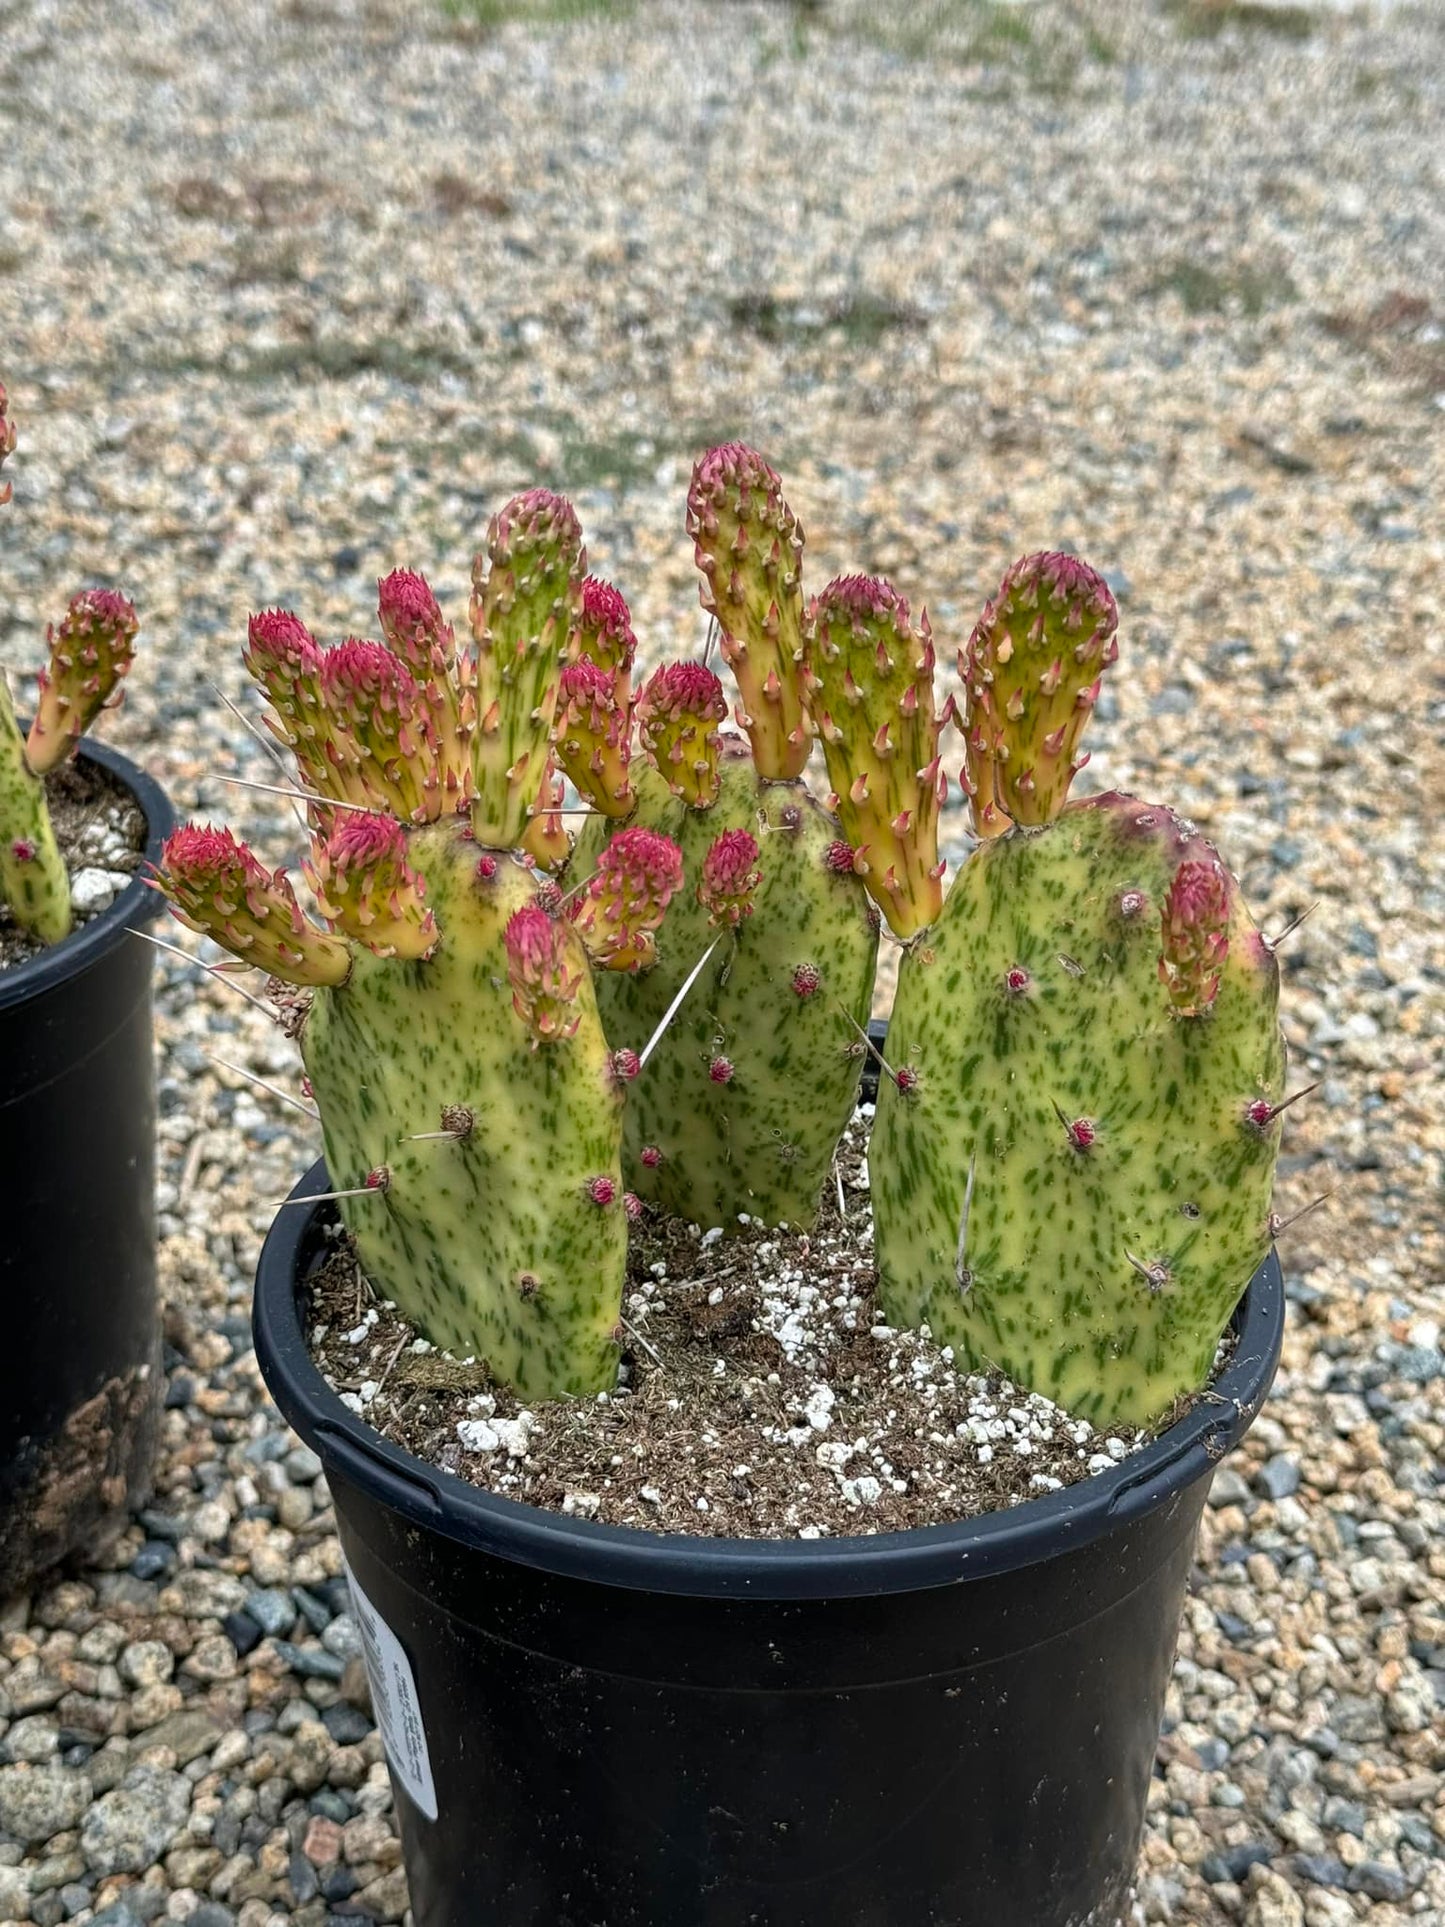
[254,1102,1285,1927]
[0,741,174,1598]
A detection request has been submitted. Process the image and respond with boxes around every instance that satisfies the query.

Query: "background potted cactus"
[0,381,174,1597]
[160,449,1293,1927]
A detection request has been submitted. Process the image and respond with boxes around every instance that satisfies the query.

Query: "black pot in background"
[0,741,174,1599]
[255,1144,1285,1927]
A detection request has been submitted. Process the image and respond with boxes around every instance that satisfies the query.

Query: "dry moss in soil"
[297,1116,1221,1538]
[0,758,146,969]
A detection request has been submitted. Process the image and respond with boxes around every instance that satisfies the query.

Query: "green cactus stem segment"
[24,590,139,776]
[960,551,1118,836]
[519,754,572,873]
[469,489,585,849]
[569,824,683,972]
[871,792,1284,1430]
[0,679,70,943]
[554,659,634,817]
[636,660,728,808]
[302,828,626,1398]
[585,760,878,1231]
[159,824,352,987]
[376,569,471,805]
[304,812,437,960]
[804,574,948,939]
[687,443,811,781]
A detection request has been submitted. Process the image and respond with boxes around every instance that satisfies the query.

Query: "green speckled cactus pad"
[301,819,626,1400]
[871,792,1285,1427]
[585,760,878,1230]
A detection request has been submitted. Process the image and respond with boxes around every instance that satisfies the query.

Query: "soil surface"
[0,758,145,970]
[306,1116,1155,1538]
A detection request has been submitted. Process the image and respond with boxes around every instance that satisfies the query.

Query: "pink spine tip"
[709,1056,735,1084]
[792,963,822,998]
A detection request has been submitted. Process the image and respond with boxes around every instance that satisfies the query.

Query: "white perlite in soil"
[306,1116,1162,1539]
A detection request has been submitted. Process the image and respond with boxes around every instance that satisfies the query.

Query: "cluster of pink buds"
[304,812,437,960]
[1158,859,1231,1016]
[159,824,351,986]
[504,903,584,1044]
[554,659,634,818]
[569,825,684,972]
[636,661,728,808]
[697,828,762,926]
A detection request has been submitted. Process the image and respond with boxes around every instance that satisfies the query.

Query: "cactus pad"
[871,793,1285,1427]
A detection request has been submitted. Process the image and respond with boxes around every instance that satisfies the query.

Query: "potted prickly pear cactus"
[0,381,175,1597]
[173,451,1295,1927]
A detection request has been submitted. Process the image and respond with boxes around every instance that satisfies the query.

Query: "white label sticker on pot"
[342,1555,438,1822]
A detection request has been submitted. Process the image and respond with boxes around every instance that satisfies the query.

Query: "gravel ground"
[1,0,1443,1922]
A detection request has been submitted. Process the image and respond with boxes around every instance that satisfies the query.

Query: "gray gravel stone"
[79,1766,190,1876]
[0,1766,93,1848]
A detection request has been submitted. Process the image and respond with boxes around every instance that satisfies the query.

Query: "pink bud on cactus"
[960,552,1118,836]
[709,1055,735,1084]
[804,575,947,938]
[610,1047,641,1084]
[318,639,442,824]
[588,1175,617,1207]
[158,823,351,986]
[792,962,822,998]
[1117,888,1148,921]
[24,590,139,775]
[1158,859,1231,1016]
[304,811,438,960]
[244,609,355,808]
[895,1065,921,1095]
[554,658,634,817]
[1065,1115,1097,1151]
[698,827,761,926]
[1004,966,1031,995]
[10,838,34,863]
[624,1191,643,1221]
[636,660,728,808]
[640,1145,663,1168]
[687,443,810,780]
[570,824,684,972]
[0,382,15,506]
[824,839,860,876]
[475,852,498,881]
[570,576,637,684]
[377,569,470,803]
[504,902,584,1044]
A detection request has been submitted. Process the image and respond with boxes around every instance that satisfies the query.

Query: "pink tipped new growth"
[158,823,351,987]
[637,660,728,809]
[960,551,1118,836]
[1159,859,1231,1016]
[570,824,684,972]
[318,638,442,824]
[697,828,761,926]
[25,590,140,775]
[377,568,470,802]
[305,811,437,960]
[554,658,633,817]
[570,576,637,684]
[242,608,341,805]
[504,903,584,1044]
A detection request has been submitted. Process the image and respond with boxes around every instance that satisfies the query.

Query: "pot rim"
[0,737,174,1014]
[254,1162,1285,1601]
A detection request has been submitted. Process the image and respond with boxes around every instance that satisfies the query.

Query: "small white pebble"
[457,1419,500,1453]
[707,1286,724,1306]
[700,1228,724,1249]
[639,1485,662,1505]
